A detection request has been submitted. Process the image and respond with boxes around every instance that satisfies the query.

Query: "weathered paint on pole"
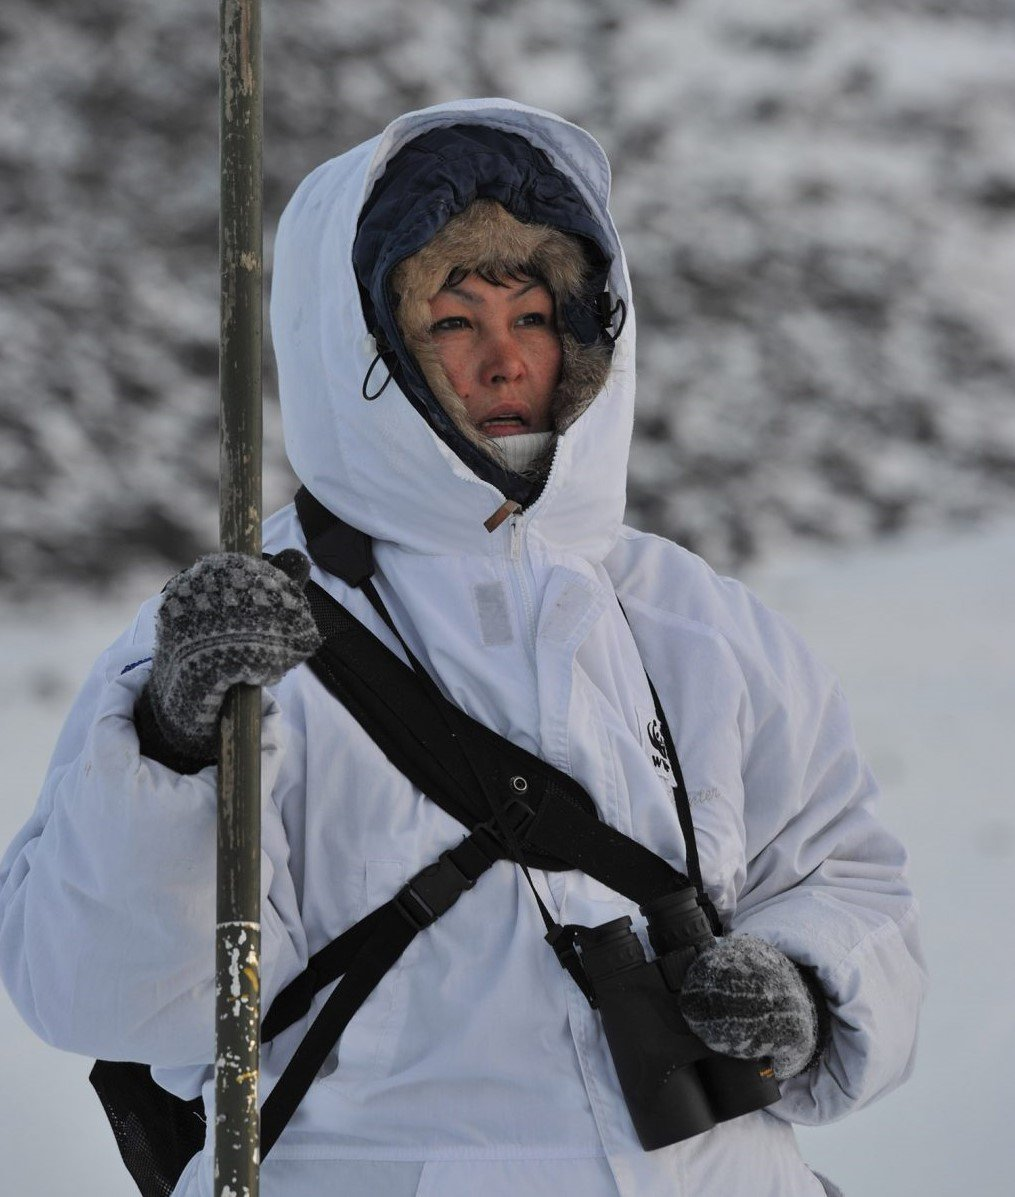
[217,1,262,1195]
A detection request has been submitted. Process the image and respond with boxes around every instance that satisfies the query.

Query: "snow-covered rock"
[1,0,1013,589]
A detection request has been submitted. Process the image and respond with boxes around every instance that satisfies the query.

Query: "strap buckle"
[395,849,476,931]
[394,800,536,932]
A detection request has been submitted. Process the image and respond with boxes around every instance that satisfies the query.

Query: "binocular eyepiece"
[574,888,780,1151]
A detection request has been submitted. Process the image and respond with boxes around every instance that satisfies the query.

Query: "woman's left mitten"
[679,934,823,1080]
[142,550,322,765]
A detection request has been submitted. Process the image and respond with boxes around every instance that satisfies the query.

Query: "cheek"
[539,338,563,386]
[433,343,473,399]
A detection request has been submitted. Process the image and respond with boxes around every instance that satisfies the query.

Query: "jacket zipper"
[510,514,538,664]
[509,512,567,921]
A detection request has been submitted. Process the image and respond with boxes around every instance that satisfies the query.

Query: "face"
[427,274,562,437]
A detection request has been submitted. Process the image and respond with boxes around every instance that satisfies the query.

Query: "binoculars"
[577,888,781,1150]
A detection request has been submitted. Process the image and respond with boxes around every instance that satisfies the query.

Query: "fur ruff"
[391,200,611,465]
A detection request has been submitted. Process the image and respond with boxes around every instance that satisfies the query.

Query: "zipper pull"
[510,514,523,562]
[483,499,521,533]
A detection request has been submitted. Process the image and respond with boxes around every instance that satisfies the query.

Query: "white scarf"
[497,430,556,477]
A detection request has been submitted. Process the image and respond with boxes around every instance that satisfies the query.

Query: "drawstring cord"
[596,292,628,345]
[362,329,394,400]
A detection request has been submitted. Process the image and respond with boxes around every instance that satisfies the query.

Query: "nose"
[481,329,526,387]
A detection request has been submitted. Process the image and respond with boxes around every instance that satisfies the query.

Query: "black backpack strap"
[255,573,700,1161]
[260,906,389,1042]
[248,491,712,1159]
[261,903,415,1156]
[303,577,600,871]
[295,485,374,586]
[259,808,522,1157]
[261,811,517,1043]
[303,575,694,907]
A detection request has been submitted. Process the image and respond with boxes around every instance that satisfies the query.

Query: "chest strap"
[256,490,721,1159]
[260,802,529,1155]
[259,574,701,1155]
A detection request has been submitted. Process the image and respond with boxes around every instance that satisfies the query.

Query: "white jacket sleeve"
[726,587,927,1126]
[0,603,308,1070]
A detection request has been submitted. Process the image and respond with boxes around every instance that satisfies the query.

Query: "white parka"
[0,100,925,1197]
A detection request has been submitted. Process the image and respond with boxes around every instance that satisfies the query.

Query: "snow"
[2,520,1012,1194]
[3,0,1015,585]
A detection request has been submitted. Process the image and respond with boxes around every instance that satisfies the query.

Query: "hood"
[269,97,635,565]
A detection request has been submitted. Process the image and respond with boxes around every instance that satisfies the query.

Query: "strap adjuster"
[469,797,535,862]
[491,796,536,844]
[394,886,437,931]
[394,845,481,931]
[698,893,724,936]
[546,923,598,1007]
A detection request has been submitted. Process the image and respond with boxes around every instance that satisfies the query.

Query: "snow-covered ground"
[745,518,1015,1196]
[1,518,1012,1195]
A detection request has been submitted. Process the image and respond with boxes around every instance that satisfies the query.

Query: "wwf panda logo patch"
[644,716,675,786]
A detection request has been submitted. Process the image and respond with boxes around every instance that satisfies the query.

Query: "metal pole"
[217,1,262,1194]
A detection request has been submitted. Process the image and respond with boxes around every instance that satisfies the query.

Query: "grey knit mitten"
[144,550,322,762]
[680,935,823,1081]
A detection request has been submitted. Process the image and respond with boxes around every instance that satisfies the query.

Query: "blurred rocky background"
[2,0,1014,592]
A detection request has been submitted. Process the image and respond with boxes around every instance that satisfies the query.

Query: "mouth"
[478,407,531,437]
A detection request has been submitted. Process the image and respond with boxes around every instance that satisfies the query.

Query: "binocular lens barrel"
[580,916,647,984]
[641,888,714,957]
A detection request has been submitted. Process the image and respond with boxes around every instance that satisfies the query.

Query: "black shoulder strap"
[301,576,697,899]
[295,485,374,586]
[293,486,717,920]
[299,582,696,907]
[257,489,719,1158]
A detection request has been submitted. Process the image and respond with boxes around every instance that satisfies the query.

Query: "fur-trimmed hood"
[391,198,613,464]
[269,99,635,564]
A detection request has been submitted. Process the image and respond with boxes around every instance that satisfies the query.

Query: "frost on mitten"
[679,934,823,1081]
[143,549,322,763]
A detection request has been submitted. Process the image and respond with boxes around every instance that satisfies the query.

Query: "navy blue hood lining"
[353,125,614,505]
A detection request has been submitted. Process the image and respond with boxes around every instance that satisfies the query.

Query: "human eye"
[517,311,550,328]
[429,315,471,334]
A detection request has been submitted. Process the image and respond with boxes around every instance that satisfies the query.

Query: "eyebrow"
[441,279,543,305]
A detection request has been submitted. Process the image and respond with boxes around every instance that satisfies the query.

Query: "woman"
[0,98,925,1197]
